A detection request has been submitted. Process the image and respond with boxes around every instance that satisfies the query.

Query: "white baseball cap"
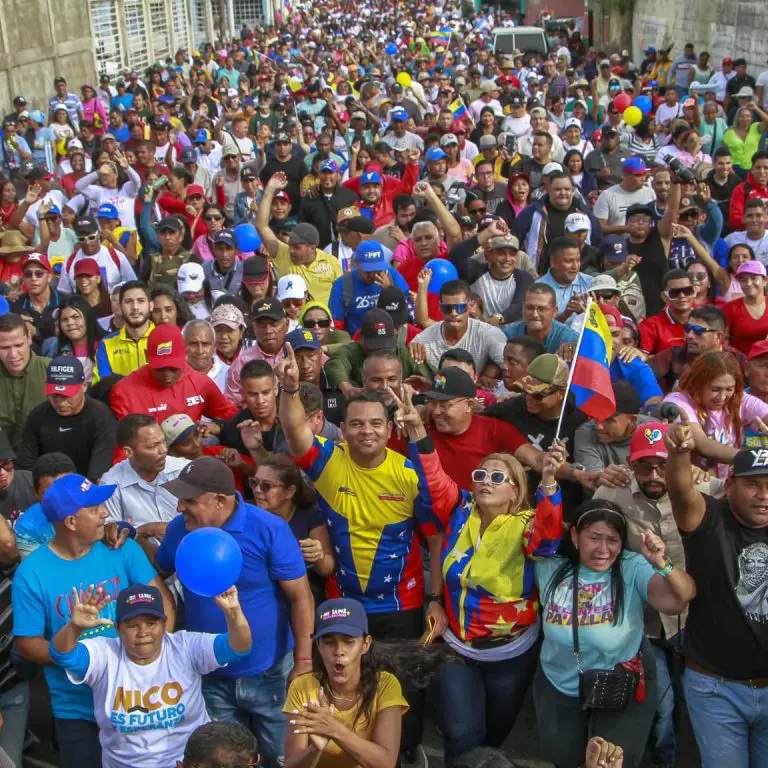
[564,117,582,131]
[177,262,205,294]
[565,212,590,232]
[542,162,564,175]
[277,274,308,301]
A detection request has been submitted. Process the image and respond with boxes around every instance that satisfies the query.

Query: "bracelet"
[426,593,443,605]
[294,656,312,662]
[281,385,299,395]
[653,558,674,578]
[539,482,558,490]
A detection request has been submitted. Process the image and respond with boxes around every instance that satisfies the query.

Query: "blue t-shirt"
[12,539,158,720]
[14,502,54,558]
[155,494,306,677]
[504,319,578,354]
[610,357,663,407]
[112,124,131,144]
[328,268,410,336]
[111,94,134,114]
[535,551,654,697]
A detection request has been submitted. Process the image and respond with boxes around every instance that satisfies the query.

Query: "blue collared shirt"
[504,319,579,353]
[156,494,306,677]
[536,270,593,315]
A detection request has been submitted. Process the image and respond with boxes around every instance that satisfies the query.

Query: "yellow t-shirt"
[274,241,342,305]
[283,671,408,768]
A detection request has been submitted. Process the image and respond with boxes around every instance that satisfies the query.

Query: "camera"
[665,155,696,183]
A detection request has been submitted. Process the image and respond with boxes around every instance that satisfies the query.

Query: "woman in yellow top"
[284,598,408,768]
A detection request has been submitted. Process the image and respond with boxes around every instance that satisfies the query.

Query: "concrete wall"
[0,0,96,115]
[632,0,768,76]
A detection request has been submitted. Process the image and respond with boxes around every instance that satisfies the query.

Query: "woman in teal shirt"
[533,501,695,768]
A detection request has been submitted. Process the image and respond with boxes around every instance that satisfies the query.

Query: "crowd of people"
[0,2,765,767]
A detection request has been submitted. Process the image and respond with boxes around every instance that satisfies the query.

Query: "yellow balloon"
[396,72,412,88]
[288,77,302,93]
[624,106,642,127]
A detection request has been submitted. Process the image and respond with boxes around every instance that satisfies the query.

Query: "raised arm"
[276,343,315,458]
[664,410,707,533]
[255,171,286,259]
[642,530,697,614]
[523,442,565,559]
[414,181,462,247]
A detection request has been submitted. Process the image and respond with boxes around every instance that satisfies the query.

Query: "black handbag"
[571,571,638,711]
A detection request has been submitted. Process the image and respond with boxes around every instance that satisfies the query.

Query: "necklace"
[326,686,359,703]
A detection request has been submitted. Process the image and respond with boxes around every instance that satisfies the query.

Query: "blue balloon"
[633,95,653,116]
[234,223,262,252]
[385,43,398,55]
[175,527,243,597]
[427,258,459,295]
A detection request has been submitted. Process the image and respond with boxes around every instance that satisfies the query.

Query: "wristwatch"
[567,463,585,480]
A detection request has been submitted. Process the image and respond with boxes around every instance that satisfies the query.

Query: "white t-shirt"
[58,244,137,293]
[725,230,768,266]
[471,272,518,316]
[758,71,768,111]
[23,190,68,229]
[501,114,531,139]
[154,141,178,167]
[655,102,684,127]
[70,632,220,768]
[411,317,507,371]
[196,144,223,177]
[594,184,656,226]
[76,168,141,229]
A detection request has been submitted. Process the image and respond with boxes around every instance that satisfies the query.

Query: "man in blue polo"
[12,474,172,768]
[156,457,313,768]
[328,241,410,335]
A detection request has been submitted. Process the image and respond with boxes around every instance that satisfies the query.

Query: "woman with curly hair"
[663,351,768,479]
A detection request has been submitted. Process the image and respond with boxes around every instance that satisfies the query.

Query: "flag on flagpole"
[553,299,616,440]
[430,27,452,46]
[449,97,468,119]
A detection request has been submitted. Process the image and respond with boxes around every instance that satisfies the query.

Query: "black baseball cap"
[732,450,768,478]
[162,456,236,499]
[241,166,258,181]
[625,203,655,220]
[611,380,641,415]
[250,296,285,321]
[346,218,375,234]
[115,584,166,623]
[423,367,477,401]
[242,256,269,283]
[359,308,395,350]
[377,286,409,327]
[157,216,184,233]
[74,216,99,236]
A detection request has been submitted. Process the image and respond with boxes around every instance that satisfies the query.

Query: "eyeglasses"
[471,469,513,485]
[249,479,285,493]
[526,388,559,401]
[666,286,695,299]
[23,269,46,278]
[633,461,666,477]
[204,214,224,222]
[303,318,330,329]
[440,302,468,315]
[688,272,708,282]
[77,233,99,243]
[685,323,719,336]
[282,298,305,308]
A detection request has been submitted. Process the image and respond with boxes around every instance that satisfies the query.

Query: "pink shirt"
[225,343,286,405]
[663,390,768,478]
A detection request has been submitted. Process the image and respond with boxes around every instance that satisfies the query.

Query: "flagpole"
[554,296,592,441]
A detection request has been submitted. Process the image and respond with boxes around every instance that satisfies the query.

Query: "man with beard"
[93,281,153,382]
[595,422,722,768]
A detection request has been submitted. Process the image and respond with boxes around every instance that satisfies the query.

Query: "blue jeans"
[684,667,768,768]
[435,639,539,765]
[649,635,683,767]
[0,680,27,767]
[203,653,292,768]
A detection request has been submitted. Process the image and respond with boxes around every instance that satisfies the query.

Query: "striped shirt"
[620,133,660,165]
[48,93,82,125]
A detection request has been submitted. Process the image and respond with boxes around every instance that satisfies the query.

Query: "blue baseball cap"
[601,235,629,263]
[96,203,119,220]
[116,584,166,623]
[158,94,176,104]
[313,598,368,639]
[213,229,237,247]
[42,204,61,217]
[426,147,448,162]
[354,241,388,272]
[285,328,321,351]
[42,474,116,523]
[622,157,648,175]
[194,129,211,144]
[390,107,409,121]
[361,171,382,185]
[319,159,339,173]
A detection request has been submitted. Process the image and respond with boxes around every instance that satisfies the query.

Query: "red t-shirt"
[723,298,768,355]
[389,414,528,490]
[639,308,685,354]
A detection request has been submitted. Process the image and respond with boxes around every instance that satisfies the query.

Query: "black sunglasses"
[303,318,330,329]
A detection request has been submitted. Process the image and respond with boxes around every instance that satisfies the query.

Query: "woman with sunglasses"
[663,350,768,480]
[686,259,717,305]
[723,260,768,354]
[191,205,228,263]
[298,301,351,354]
[277,274,309,331]
[392,383,566,763]
[251,454,335,601]
[42,295,105,382]
[533,500,695,768]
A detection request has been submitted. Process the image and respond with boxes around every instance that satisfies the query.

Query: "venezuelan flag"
[449,98,467,119]
[570,302,616,421]
[430,27,452,46]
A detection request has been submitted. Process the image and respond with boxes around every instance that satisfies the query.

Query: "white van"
[492,26,548,57]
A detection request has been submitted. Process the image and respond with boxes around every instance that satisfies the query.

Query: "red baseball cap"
[185,184,206,199]
[73,258,100,277]
[628,422,668,463]
[23,253,52,272]
[147,325,186,370]
[748,340,768,361]
[273,190,291,203]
